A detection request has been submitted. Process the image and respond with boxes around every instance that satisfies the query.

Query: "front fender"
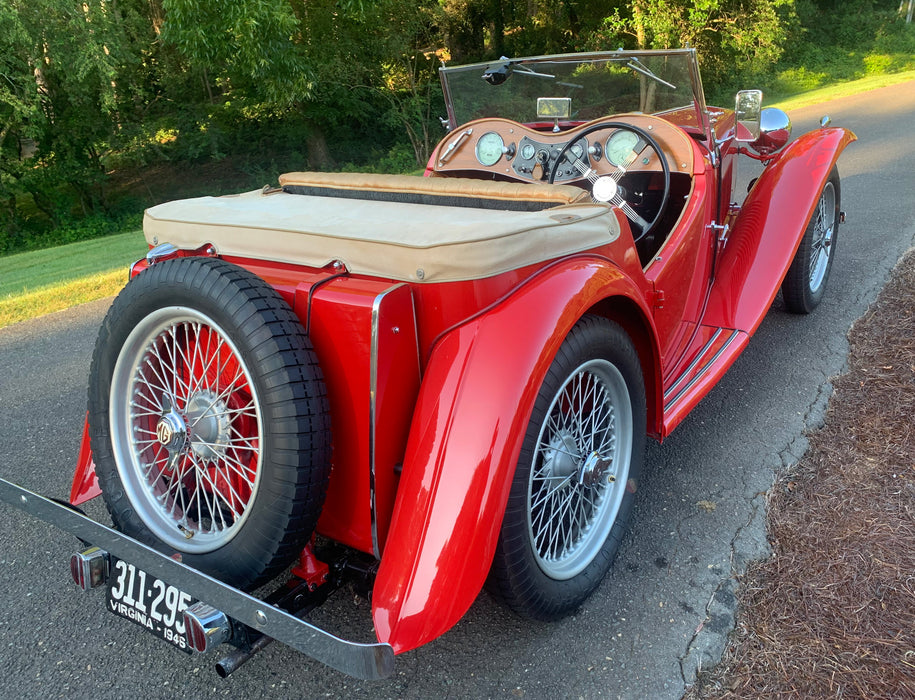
[705,126,856,331]
[371,257,656,654]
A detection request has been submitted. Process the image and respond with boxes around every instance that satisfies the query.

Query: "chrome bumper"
[0,477,394,680]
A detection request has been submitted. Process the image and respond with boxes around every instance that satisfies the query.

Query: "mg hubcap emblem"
[155,413,187,451]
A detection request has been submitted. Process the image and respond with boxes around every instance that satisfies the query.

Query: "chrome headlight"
[749,108,792,156]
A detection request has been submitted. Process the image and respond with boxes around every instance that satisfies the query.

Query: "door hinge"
[652,288,665,309]
[708,221,729,254]
[708,221,729,242]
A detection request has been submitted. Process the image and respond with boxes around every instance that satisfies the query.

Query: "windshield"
[440,49,708,135]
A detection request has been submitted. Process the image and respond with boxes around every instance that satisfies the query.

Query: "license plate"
[106,558,195,653]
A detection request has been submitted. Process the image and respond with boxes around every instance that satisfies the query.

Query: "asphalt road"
[2,81,914,700]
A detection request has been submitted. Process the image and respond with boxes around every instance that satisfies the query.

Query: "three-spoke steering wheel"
[548,122,671,241]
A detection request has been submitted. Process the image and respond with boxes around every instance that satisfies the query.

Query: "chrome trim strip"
[663,328,724,401]
[664,329,740,412]
[0,478,395,681]
[369,283,412,559]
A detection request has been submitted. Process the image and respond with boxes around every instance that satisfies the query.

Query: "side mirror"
[734,90,763,142]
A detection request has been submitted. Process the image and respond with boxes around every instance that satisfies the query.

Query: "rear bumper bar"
[0,477,394,680]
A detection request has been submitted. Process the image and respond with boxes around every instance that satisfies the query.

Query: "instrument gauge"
[606,130,642,167]
[520,143,536,160]
[570,143,584,159]
[475,132,505,166]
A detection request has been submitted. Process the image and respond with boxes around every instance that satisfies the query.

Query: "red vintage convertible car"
[0,49,854,679]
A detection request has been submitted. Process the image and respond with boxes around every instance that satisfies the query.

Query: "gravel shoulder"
[688,248,915,698]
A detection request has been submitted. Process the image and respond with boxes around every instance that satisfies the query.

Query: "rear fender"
[371,257,658,654]
[705,127,856,331]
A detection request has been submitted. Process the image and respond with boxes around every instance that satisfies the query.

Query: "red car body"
[66,49,854,665]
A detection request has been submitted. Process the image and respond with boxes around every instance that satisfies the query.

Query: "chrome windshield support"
[0,478,395,681]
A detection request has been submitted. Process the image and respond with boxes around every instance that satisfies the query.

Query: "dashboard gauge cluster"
[439,118,677,184]
[510,136,593,182]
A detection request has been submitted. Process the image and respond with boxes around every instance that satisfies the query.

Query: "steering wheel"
[548,122,671,241]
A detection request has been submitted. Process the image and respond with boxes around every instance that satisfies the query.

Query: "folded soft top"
[143,173,620,283]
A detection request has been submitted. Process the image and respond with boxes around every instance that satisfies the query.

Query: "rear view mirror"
[537,97,572,132]
[536,97,572,121]
[735,90,763,142]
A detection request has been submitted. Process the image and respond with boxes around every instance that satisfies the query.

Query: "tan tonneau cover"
[143,173,620,283]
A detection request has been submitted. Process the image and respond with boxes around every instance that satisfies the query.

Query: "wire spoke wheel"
[489,316,645,620]
[528,359,632,580]
[808,180,837,294]
[89,257,331,590]
[111,308,263,552]
[782,167,842,314]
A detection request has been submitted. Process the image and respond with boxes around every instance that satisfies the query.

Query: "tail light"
[183,602,231,653]
[70,547,109,590]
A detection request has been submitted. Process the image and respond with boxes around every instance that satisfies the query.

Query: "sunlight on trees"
[1,0,912,253]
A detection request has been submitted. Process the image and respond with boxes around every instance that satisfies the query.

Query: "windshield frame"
[439,48,712,142]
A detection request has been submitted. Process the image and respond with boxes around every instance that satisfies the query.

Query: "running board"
[0,477,395,681]
[661,326,748,436]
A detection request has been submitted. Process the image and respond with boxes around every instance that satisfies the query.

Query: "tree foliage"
[0,0,157,247]
[594,0,794,81]
[0,0,911,253]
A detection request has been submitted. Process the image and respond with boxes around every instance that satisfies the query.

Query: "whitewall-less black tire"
[782,167,842,314]
[488,316,646,620]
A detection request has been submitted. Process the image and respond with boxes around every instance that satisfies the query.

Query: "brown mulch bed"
[688,249,915,699]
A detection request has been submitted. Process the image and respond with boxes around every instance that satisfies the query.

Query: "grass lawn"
[0,230,146,328]
[769,69,915,111]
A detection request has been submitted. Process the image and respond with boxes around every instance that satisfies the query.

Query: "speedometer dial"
[475,132,504,166]
[605,130,642,167]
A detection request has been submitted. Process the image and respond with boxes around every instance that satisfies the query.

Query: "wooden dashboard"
[431,114,699,184]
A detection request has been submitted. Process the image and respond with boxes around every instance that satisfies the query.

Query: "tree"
[160,0,444,169]
[0,0,159,245]
[589,0,793,85]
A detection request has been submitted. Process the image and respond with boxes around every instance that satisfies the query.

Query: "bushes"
[0,211,142,257]
[702,2,914,102]
[768,2,915,96]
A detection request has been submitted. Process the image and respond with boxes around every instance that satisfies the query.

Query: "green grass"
[0,230,146,298]
[769,70,915,112]
[0,230,146,328]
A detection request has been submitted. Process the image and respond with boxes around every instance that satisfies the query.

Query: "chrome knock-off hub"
[579,451,614,486]
[185,391,231,462]
[155,412,188,452]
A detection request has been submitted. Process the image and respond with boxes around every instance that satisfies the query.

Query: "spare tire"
[87,256,331,591]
